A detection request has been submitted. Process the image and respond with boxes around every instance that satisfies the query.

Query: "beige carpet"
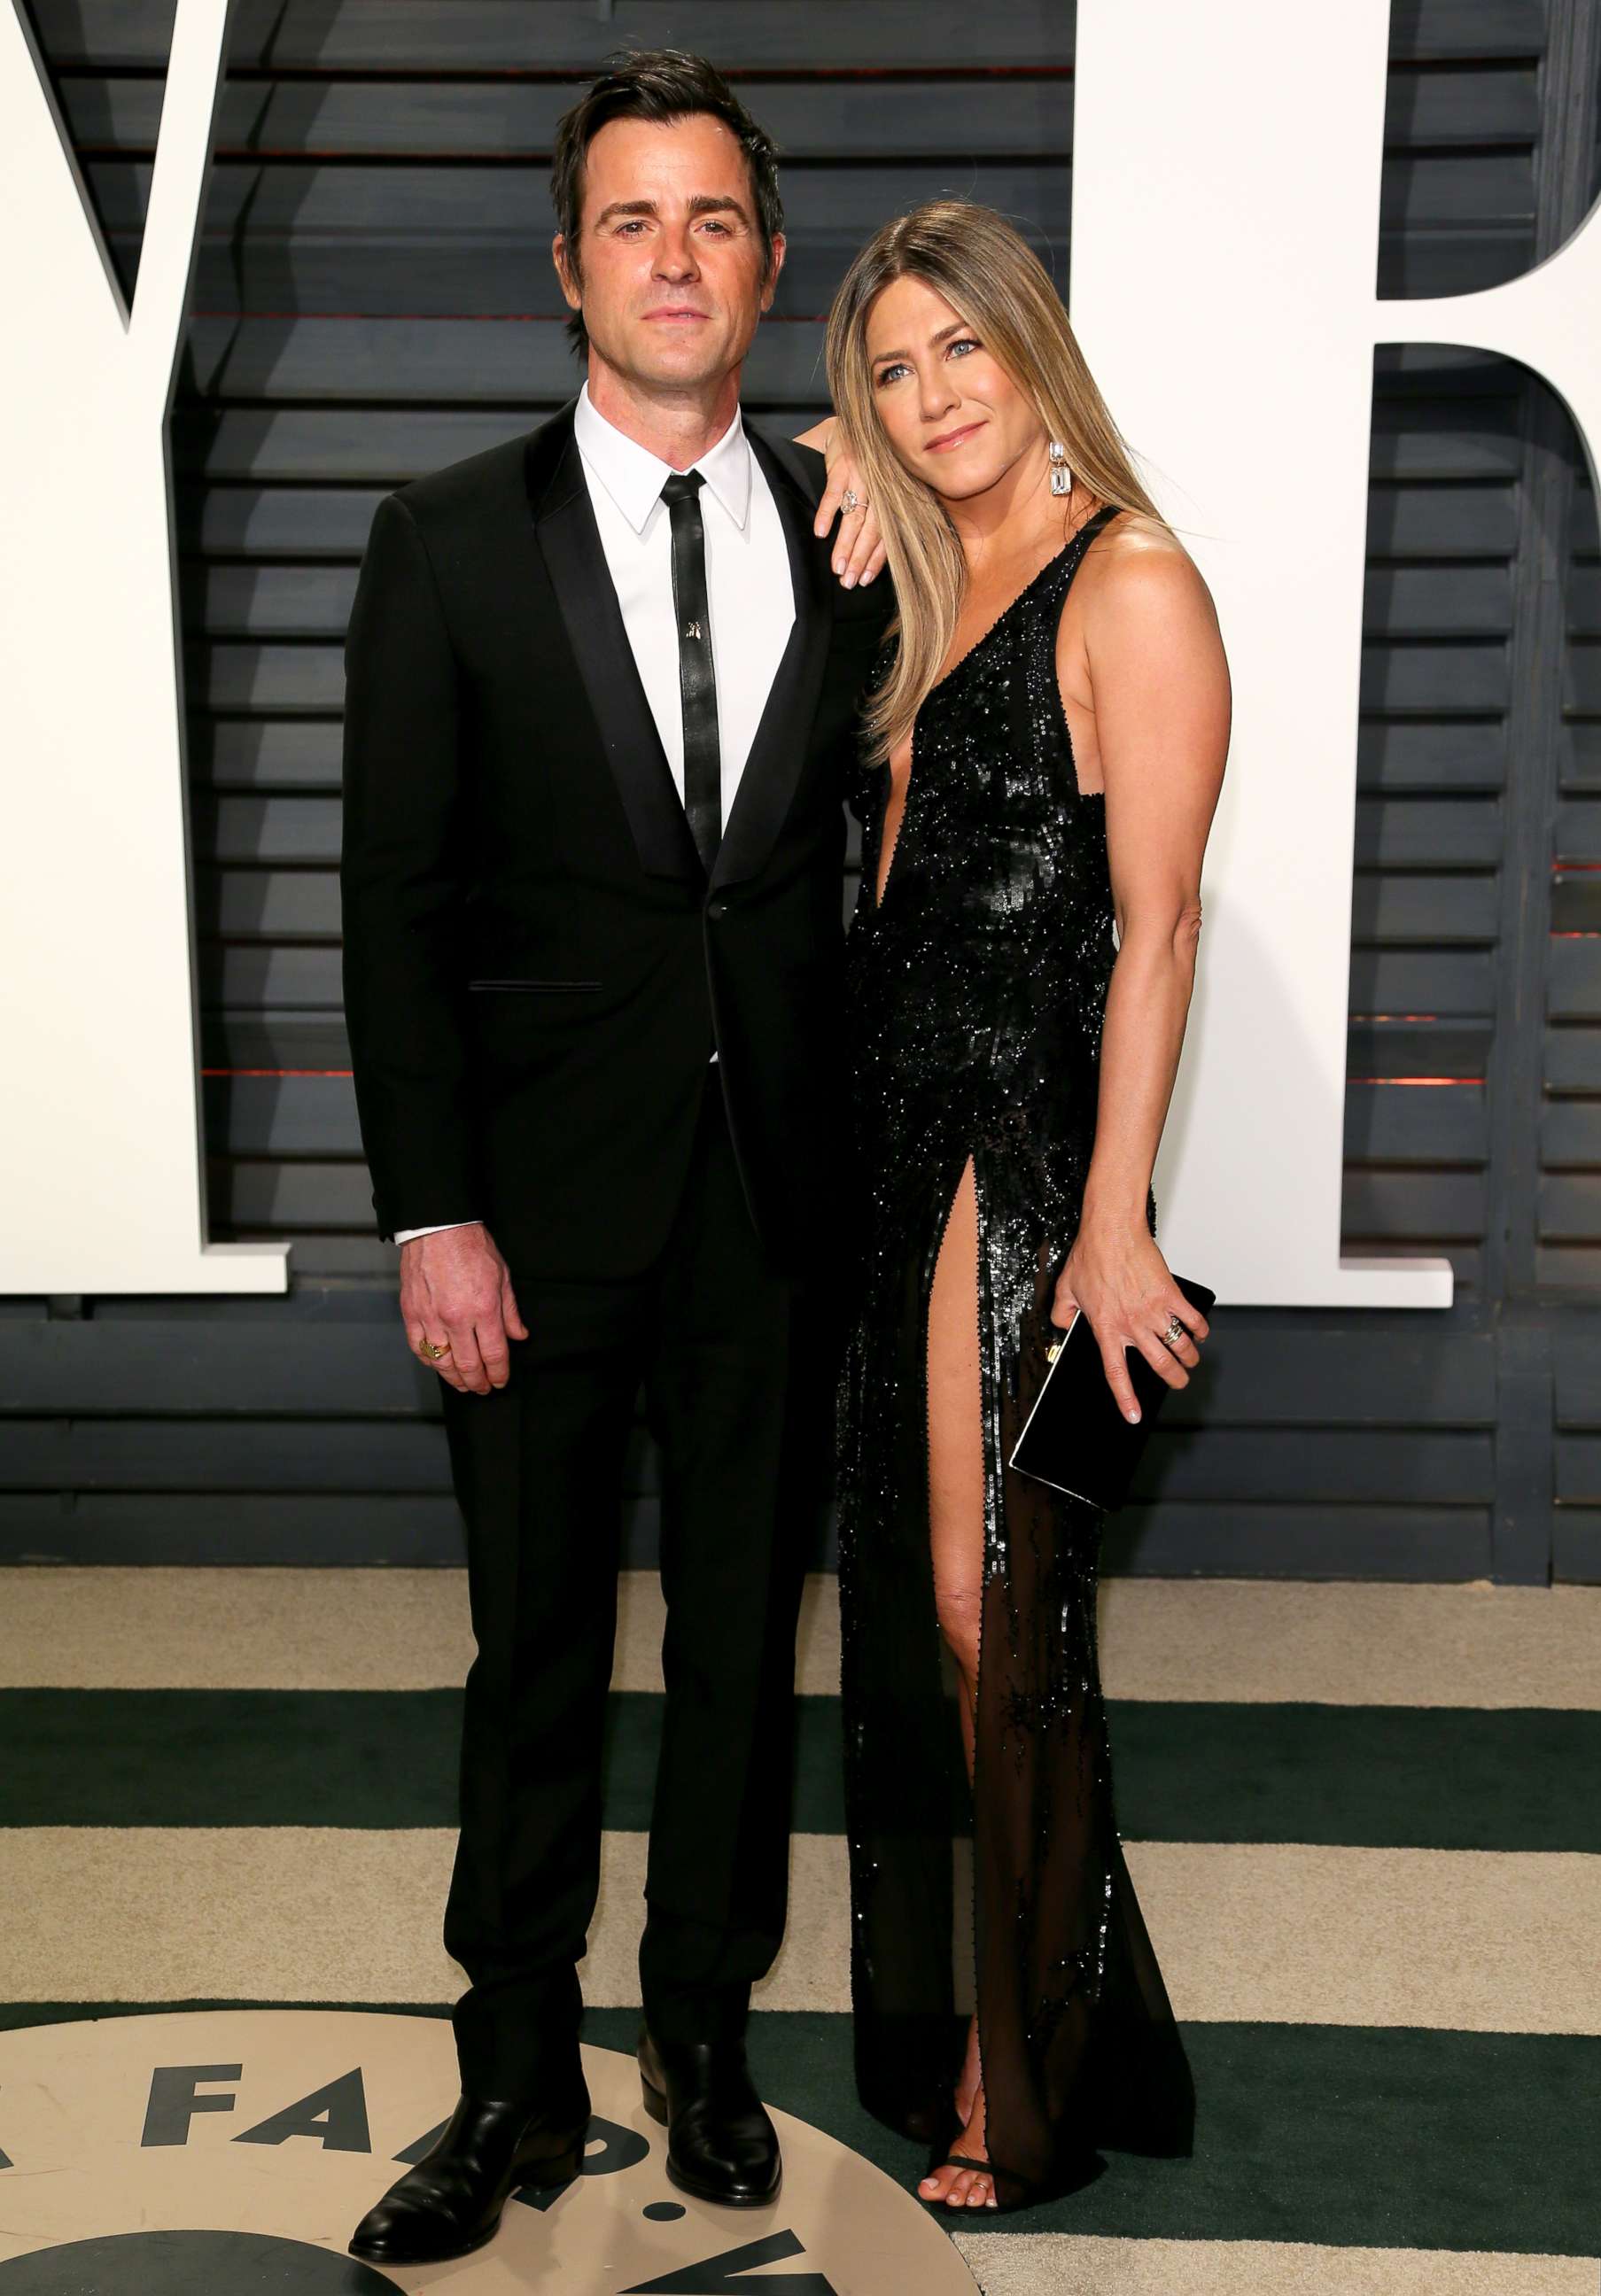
[4,1567,1597,1705]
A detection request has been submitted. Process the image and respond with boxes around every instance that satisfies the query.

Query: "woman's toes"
[966,2177,990,2207]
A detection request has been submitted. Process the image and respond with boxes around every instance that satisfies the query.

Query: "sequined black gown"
[835,507,1194,2206]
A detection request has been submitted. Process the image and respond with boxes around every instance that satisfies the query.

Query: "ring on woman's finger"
[1160,1313,1187,1350]
[841,488,864,513]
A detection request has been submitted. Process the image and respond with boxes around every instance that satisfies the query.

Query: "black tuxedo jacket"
[339,400,890,1280]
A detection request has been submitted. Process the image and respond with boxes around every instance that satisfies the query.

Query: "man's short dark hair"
[550,49,784,360]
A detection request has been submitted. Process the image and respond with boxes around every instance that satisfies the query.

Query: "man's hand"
[400,1222,527,1394]
[793,416,887,590]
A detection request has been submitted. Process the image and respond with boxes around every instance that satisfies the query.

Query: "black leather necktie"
[659,469,722,876]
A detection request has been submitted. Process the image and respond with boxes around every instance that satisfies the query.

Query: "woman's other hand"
[793,415,887,589]
[1052,1222,1209,1423]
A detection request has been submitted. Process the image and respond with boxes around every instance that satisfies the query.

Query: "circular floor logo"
[0,2011,976,2292]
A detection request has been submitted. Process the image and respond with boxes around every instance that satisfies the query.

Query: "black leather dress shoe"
[348,2080,590,2266]
[638,2027,781,2208]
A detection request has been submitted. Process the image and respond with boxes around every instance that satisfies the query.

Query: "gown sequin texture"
[835,506,1195,2205]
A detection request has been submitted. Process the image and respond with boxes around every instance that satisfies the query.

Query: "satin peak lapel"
[524,414,703,887]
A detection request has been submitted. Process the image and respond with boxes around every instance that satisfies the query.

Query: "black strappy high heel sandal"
[920,2132,1107,2216]
[921,2148,999,2212]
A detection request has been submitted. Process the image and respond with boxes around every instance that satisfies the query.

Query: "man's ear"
[552,234,582,314]
[759,232,787,314]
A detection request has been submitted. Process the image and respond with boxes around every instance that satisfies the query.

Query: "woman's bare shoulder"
[1086,506,1191,570]
[1077,508,1217,632]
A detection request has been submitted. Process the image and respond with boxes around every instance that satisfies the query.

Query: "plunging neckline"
[870,509,1116,913]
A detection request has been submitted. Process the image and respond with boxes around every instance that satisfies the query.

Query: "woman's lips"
[926,422,983,452]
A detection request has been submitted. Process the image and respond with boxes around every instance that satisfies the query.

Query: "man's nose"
[655,227,700,280]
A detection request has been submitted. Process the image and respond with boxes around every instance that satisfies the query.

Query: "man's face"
[555,113,783,393]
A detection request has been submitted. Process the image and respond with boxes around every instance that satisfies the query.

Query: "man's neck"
[585,360,742,470]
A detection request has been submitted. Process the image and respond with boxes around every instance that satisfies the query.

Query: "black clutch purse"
[1008,1276,1216,1512]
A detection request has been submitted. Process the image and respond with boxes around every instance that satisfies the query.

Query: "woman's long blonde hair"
[826,200,1166,763]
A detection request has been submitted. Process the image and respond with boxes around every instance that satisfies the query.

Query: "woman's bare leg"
[917,1160,995,2210]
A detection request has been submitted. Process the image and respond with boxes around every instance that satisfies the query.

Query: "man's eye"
[616,221,647,236]
[699,220,731,235]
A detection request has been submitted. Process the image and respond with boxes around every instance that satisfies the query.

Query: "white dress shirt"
[394,386,797,1245]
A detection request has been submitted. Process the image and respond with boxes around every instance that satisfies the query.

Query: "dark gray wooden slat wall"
[7,0,1601,1583]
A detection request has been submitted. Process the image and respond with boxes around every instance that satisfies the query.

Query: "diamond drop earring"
[1048,439,1072,498]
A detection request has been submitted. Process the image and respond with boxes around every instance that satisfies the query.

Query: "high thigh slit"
[835,508,1194,2207]
[926,1155,983,1786]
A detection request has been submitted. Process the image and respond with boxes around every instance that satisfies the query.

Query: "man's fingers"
[403,1275,517,1394]
[443,1318,491,1394]
[501,1272,528,1342]
[476,1314,514,1390]
[405,1315,458,1388]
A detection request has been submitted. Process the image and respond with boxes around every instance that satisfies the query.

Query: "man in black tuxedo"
[339,51,888,2268]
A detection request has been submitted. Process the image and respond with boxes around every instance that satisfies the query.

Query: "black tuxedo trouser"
[439,1070,820,2098]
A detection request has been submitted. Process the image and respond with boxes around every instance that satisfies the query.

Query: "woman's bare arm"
[1053,531,1231,1419]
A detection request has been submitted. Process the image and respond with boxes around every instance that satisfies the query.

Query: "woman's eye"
[948,337,980,359]
[874,361,910,387]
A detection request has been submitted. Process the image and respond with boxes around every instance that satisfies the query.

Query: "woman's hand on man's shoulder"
[792,416,887,590]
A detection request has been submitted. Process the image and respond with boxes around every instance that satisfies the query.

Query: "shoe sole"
[639,2071,781,2210]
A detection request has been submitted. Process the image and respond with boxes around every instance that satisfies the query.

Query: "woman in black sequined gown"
[824,205,1230,2213]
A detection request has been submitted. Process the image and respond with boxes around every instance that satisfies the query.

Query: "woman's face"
[864,274,1044,503]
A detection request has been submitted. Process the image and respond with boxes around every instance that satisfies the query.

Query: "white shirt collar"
[573,381,752,536]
